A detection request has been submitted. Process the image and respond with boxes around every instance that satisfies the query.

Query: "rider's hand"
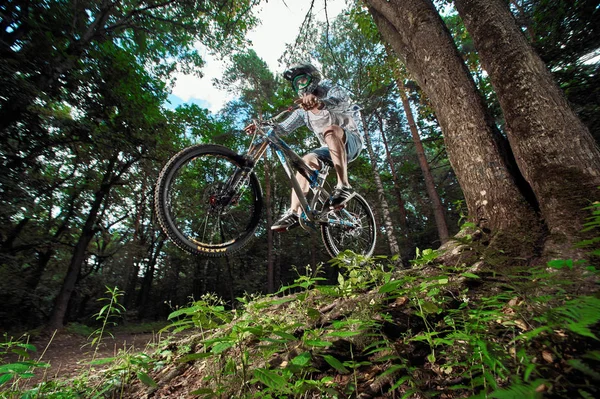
[244,122,257,135]
[295,94,322,111]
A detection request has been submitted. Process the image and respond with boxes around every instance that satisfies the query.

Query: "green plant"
[0,334,50,388]
[161,293,231,338]
[87,286,126,362]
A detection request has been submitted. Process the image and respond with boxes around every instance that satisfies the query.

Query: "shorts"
[310,129,362,166]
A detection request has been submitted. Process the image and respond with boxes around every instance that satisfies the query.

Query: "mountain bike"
[154,106,377,258]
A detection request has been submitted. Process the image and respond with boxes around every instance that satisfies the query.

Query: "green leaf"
[303,340,332,347]
[489,380,545,399]
[290,352,311,367]
[461,272,480,279]
[322,355,349,373]
[307,308,321,320]
[211,342,234,354]
[0,373,13,385]
[326,330,362,338]
[524,363,536,382]
[0,363,32,374]
[420,301,440,314]
[88,357,117,365]
[379,364,406,379]
[547,259,573,269]
[379,280,404,293]
[137,371,158,388]
[10,349,31,359]
[509,326,551,343]
[253,368,288,390]
[427,352,436,363]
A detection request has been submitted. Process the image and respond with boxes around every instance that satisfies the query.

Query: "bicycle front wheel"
[321,193,376,258]
[154,144,263,257]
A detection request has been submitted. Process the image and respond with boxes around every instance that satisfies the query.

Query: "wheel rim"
[164,153,260,249]
[322,194,376,257]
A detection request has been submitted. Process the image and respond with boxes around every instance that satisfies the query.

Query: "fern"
[549,296,600,340]
[567,359,600,380]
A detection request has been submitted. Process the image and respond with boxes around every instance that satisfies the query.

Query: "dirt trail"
[13,330,158,387]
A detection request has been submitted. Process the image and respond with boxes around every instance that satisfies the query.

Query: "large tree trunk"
[365,0,539,243]
[454,0,600,255]
[361,114,401,257]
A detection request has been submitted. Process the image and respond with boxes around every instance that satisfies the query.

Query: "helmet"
[283,63,321,95]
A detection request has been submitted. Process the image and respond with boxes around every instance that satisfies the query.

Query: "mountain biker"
[247,62,364,232]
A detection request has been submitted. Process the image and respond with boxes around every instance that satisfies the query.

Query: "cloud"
[169,0,346,113]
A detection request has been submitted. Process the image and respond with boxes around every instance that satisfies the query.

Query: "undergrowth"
[0,203,599,398]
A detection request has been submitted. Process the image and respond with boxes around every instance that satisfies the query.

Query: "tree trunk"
[46,180,112,331]
[124,179,147,309]
[365,0,538,242]
[375,113,408,230]
[361,114,401,257]
[399,88,449,244]
[264,153,275,293]
[137,236,165,317]
[454,0,600,255]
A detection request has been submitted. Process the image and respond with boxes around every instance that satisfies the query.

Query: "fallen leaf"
[514,319,528,331]
[535,383,548,392]
[393,297,408,307]
[542,350,554,363]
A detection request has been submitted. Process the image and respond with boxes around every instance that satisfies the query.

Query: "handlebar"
[268,104,300,123]
[244,104,300,137]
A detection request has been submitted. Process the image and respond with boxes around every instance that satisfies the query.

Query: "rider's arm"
[277,108,306,134]
[319,85,350,110]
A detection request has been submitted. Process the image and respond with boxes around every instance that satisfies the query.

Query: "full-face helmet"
[283,63,321,95]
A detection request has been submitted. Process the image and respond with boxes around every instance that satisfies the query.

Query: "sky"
[166,0,347,113]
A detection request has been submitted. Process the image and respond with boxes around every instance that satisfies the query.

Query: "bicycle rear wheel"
[154,144,263,257]
[320,193,376,258]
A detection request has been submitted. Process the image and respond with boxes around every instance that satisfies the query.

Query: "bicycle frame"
[242,123,331,228]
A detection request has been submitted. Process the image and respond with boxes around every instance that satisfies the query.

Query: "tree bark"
[361,114,401,257]
[365,0,538,239]
[454,0,600,254]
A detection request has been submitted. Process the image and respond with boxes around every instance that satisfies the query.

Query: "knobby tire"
[154,144,263,257]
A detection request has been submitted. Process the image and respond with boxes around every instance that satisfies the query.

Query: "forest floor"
[7,327,161,389]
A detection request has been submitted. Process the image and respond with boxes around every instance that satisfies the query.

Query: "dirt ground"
[9,330,158,388]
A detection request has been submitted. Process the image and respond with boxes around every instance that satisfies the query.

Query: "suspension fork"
[220,140,268,206]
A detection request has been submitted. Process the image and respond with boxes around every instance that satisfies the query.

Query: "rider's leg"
[290,153,321,213]
[323,125,349,188]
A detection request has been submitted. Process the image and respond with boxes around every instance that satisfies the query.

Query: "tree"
[365,0,541,257]
[216,49,292,292]
[0,0,259,134]
[454,0,600,255]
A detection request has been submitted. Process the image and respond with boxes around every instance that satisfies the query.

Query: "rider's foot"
[329,186,355,209]
[271,209,300,232]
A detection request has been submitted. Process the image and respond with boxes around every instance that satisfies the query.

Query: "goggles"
[293,74,312,93]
